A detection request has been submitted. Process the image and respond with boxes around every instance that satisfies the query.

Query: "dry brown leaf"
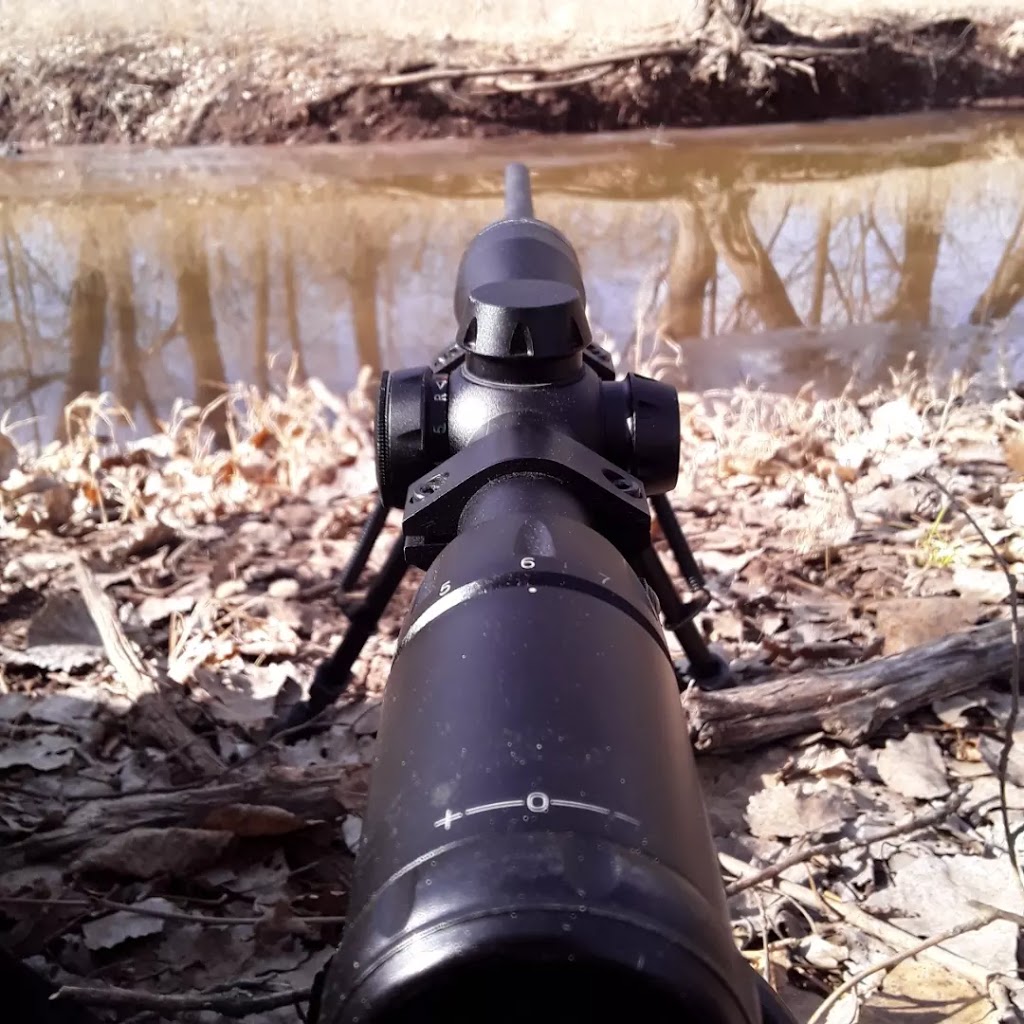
[745,782,857,839]
[255,898,314,940]
[136,591,198,625]
[81,897,175,951]
[2,591,105,672]
[1005,489,1024,529]
[874,732,950,800]
[72,827,234,878]
[0,734,77,771]
[876,446,939,483]
[200,803,309,836]
[1005,434,1024,477]
[869,397,924,443]
[43,485,75,529]
[875,597,981,655]
[864,854,1024,973]
[863,958,992,1024]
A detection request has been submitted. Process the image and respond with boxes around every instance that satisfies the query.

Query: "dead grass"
[0,366,377,537]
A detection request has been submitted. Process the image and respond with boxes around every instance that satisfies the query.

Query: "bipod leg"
[339,500,389,592]
[650,493,707,593]
[633,543,735,692]
[275,536,408,734]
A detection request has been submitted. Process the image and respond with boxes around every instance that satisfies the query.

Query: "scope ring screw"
[602,467,643,500]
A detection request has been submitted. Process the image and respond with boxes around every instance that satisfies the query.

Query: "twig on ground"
[54,982,311,1017]
[919,472,1022,897]
[718,852,998,992]
[804,907,1002,1024]
[726,788,966,896]
[0,893,347,928]
[73,557,223,777]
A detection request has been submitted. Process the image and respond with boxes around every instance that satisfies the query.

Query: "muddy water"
[1,112,1023,446]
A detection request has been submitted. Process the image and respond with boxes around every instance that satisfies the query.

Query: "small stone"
[953,565,1016,604]
[214,579,247,600]
[870,398,924,443]
[877,447,939,483]
[268,578,301,599]
[341,815,363,853]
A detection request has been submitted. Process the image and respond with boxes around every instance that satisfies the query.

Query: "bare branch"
[55,982,311,1018]
[805,907,1002,1024]
[919,472,1022,900]
[726,788,966,896]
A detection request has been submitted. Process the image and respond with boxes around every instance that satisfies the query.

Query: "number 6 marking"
[520,557,535,569]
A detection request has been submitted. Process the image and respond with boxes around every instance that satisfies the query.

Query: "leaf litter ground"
[1,364,1023,1023]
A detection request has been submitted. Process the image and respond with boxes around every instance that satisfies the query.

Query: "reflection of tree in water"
[107,216,160,433]
[281,226,309,383]
[701,187,802,332]
[657,202,715,343]
[172,223,229,447]
[650,170,1013,394]
[347,229,383,378]
[880,184,946,327]
[2,223,45,448]
[253,213,271,392]
[60,233,107,440]
[3,143,1024,440]
[971,208,1024,325]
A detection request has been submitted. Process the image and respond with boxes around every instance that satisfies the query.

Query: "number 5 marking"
[439,580,451,595]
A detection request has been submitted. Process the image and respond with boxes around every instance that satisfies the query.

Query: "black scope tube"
[317,476,762,1024]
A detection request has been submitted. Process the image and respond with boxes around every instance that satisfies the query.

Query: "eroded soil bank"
[1,2,1023,146]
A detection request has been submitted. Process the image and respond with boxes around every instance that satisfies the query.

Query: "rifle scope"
[312,165,795,1024]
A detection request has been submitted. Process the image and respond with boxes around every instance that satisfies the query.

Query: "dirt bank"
[0,2,1022,146]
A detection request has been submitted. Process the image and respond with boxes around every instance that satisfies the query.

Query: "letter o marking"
[526,791,550,813]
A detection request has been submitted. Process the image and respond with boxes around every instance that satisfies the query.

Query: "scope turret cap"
[458,279,590,361]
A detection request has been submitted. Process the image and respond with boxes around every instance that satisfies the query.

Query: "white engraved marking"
[439,580,452,596]
[550,799,611,815]
[433,795,640,829]
[520,556,536,569]
[464,799,525,816]
[433,809,464,830]
[599,573,611,585]
[526,791,550,813]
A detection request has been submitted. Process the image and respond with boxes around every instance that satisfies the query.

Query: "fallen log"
[2,763,370,869]
[6,622,1013,866]
[683,619,1016,754]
